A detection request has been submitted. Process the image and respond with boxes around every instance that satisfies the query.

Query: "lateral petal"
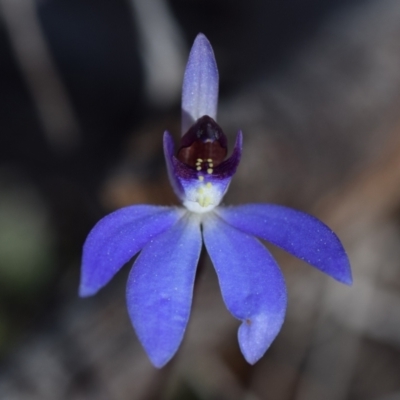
[126,213,202,368]
[80,205,184,297]
[203,214,287,365]
[217,204,352,285]
[163,131,185,200]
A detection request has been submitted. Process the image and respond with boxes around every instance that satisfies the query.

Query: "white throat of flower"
[183,178,224,213]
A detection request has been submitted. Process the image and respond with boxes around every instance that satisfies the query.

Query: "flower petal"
[203,214,287,365]
[80,205,184,297]
[126,213,202,368]
[163,131,185,200]
[182,33,219,134]
[217,204,352,285]
[164,130,243,212]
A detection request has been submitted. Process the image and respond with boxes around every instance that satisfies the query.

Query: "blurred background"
[1,0,400,399]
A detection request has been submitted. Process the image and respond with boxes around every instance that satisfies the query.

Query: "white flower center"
[183,180,221,213]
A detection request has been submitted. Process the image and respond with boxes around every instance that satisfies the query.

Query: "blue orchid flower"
[80,33,352,368]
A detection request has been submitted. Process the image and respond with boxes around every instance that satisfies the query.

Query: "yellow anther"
[207,158,212,162]
[207,168,213,174]
[198,175,204,181]
[196,166,202,171]
[203,196,211,208]
[206,182,212,188]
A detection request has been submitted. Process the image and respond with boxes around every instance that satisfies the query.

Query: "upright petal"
[217,204,352,285]
[203,214,287,365]
[80,205,184,297]
[182,33,219,134]
[127,213,202,368]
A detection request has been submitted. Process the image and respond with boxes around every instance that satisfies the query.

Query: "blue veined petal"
[80,205,184,297]
[126,213,202,368]
[217,204,352,285]
[181,33,219,134]
[163,130,242,212]
[203,213,287,365]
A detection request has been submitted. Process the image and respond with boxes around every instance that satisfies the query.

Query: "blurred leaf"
[0,172,55,297]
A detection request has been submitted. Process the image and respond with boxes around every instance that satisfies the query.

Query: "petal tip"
[339,269,353,286]
[192,33,213,53]
[148,353,172,369]
[163,129,173,140]
[78,283,97,298]
[163,130,174,152]
[330,251,352,285]
[236,130,243,150]
[238,312,285,366]
[238,321,268,365]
